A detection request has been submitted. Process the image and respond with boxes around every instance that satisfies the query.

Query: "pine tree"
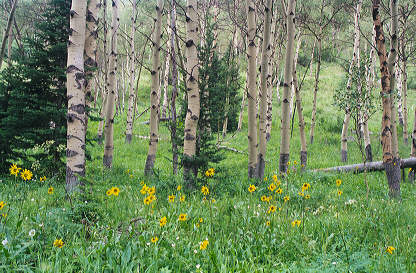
[0,0,69,174]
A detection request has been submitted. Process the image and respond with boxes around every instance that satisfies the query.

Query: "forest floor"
[1,62,416,272]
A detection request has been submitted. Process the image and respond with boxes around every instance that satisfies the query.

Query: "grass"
[0,62,415,272]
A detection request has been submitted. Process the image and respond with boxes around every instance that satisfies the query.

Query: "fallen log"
[313,157,416,173]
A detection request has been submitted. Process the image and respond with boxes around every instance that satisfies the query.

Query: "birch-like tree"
[0,0,18,68]
[144,0,164,175]
[279,0,296,174]
[66,0,87,191]
[183,0,200,186]
[125,0,136,143]
[103,0,119,168]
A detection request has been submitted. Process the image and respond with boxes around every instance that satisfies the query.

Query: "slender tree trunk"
[183,0,200,186]
[309,37,316,77]
[340,1,362,162]
[84,0,99,130]
[237,84,246,132]
[409,108,416,182]
[0,0,18,69]
[279,0,296,174]
[396,60,404,126]
[170,0,178,175]
[293,52,307,169]
[97,0,108,143]
[309,32,321,145]
[373,0,400,199]
[161,24,171,120]
[255,0,272,179]
[103,0,119,168]
[401,33,409,145]
[144,0,163,175]
[125,0,136,143]
[66,0,87,191]
[290,33,301,120]
[7,26,12,65]
[246,0,258,178]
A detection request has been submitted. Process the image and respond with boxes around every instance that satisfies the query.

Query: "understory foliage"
[177,19,242,180]
[0,0,69,175]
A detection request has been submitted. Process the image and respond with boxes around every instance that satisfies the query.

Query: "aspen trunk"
[279,0,296,174]
[237,84,246,132]
[169,0,178,175]
[66,0,87,191]
[309,38,316,77]
[84,0,99,128]
[401,36,409,144]
[97,0,108,143]
[0,0,18,69]
[125,0,136,143]
[246,0,258,178]
[255,0,272,179]
[144,0,163,175]
[388,0,400,163]
[396,60,404,126]
[409,108,416,182]
[183,0,200,186]
[103,0,119,168]
[309,33,321,145]
[373,0,400,199]
[293,50,307,169]
[340,1,361,162]
[7,27,12,65]
[363,30,375,162]
[290,33,302,120]
[161,37,170,119]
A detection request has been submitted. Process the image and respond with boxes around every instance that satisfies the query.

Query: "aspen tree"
[373,0,400,198]
[161,12,171,119]
[279,0,296,174]
[309,28,321,145]
[125,0,136,143]
[183,0,200,186]
[103,0,119,168]
[66,0,87,191]
[246,0,258,178]
[340,0,362,162]
[256,0,272,179]
[97,0,108,143]
[0,0,18,68]
[144,0,164,175]
[84,0,100,126]
[170,0,179,174]
[401,38,409,145]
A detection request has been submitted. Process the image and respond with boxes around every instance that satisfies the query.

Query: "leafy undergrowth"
[1,163,416,272]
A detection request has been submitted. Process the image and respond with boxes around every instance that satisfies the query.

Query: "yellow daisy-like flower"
[287,161,291,166]
[48,187,54,195]
[180,195,185,202]
[301,183,311,192]
[199,218,203,223]
[264,177,268,181]
[272,174,278,182]
[106,189,112,196]
[337,190,343,197]
[201,186,209,196]
[2,213,7,218]
[151,236,158,243]
[140,180,144,185]
[276,188,283,194]
[305,194,311,199]
[266,221,270,226]
[298,191,304,197]
[149,195,156,202]
[336,179,342,187]
[168,195,175,203]
[53,239,64,248]
[291,220,301,227]
[9,164,21,176]
[147,186,155,195]
[140,184,148,195]
[177,185,182,191]
[248,184,256,193]
[268,183,276,192]
[178,213,187,221]
[159,216,167,227]
[0,201,6,210]
[143,196,151,205]
[112,187,120,196]
[294,160,298,165]
[21,169,33,181]
[200,239,209,250]
[386,246,395,254]
[261,195,268,202]
[266,196,272,202]
[267,205,277,214]
[284,195,290,202]
[205,168,215,177]
[211,198,216,203]
[39,176,46,182]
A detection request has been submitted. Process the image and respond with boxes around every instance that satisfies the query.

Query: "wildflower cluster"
[140,184,156,205]
[106,186,120,197]
[336,179,342,197]
[205,168,215,178]
[10,164,34,181]
[299,182,311,199]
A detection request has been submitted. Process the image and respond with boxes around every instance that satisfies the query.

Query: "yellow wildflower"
[0,201,6,210]
[144,196,151,205]
[201,186,209,195]
[276,188,283,194]
[9,164,21,176]
[261,195,268,202]
[211,198,216,203]
[48,187,54,195]
[159,216,167,227]
[106,189,112,196]
[305,194,311,199]
[386,246,395,254]
[199,218,203,223]
[177,185,182,191]
[267,205,277,214]
[200,239,209,250]
[178,213,187,221]
[151,236,158,243]
[248,184,256,193]
[268,183,276,192]
[168,195,175,203]
[111,187,120,196]
[39,176,46,182]
[336,179,342,187]
[301,183,310,192]
[266,221,270,226]
[264,177,268,181]
[284,195,290,202]
[21,169,33,181]
[337,190,343,197]
[272,174,278,182]
[53,239,64,248]
[180,195,185,202]
[147,186,155,195]
[140,184,148,195]
[298,192,304,197]
[291,220,301,227]
[294,160,298,165]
